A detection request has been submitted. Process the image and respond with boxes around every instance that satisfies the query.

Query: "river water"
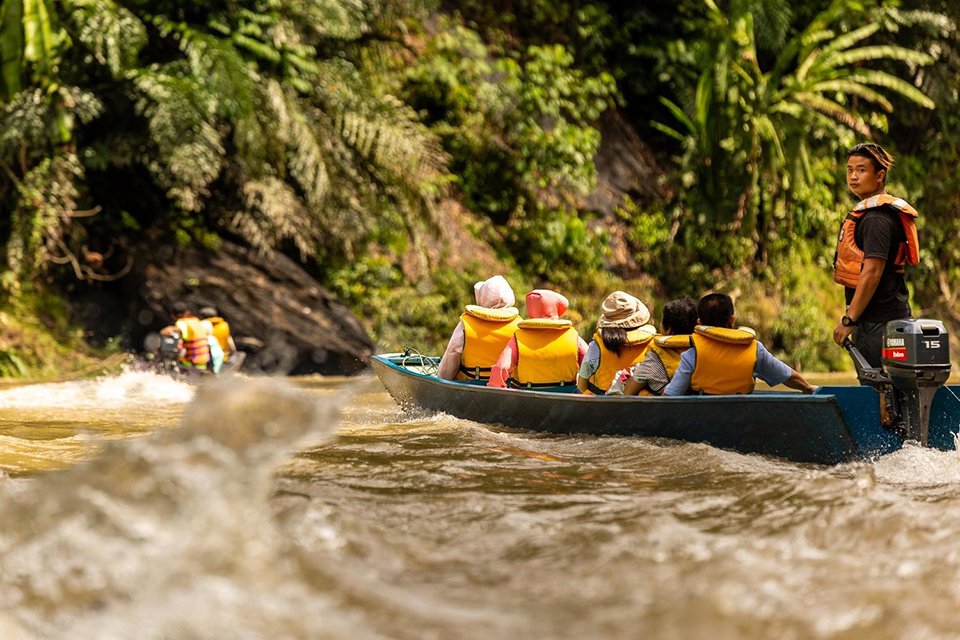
[2,371,960,639]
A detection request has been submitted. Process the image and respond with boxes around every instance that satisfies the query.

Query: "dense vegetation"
[1,0,958,372]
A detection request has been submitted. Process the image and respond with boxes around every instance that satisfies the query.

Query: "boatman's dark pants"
[853,318,910,369]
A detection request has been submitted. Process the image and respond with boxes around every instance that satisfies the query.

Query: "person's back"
[512,317,581,389]
[458,305,522,381]
[438,276,519,381]
[617,298,698,396]
[663,293,816,396]
[688,325,758,395]
[488,289,588,390]
[578,291,653,394]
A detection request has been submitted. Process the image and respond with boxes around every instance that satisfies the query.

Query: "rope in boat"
[401,347,439,377]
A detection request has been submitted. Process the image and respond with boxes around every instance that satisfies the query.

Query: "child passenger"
[614,297,698,396]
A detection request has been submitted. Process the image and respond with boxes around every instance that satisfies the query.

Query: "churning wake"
[0,377,374,640]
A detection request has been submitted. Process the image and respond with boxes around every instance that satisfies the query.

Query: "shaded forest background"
[1,0,960,374]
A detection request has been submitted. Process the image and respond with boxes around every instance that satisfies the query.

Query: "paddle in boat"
[371,319,960,465]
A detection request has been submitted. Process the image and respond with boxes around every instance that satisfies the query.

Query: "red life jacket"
[833,194,919,289]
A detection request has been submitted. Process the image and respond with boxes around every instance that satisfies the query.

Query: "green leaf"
[659,96,696,135]
[847,69,936,109]
[826,45,934,68]
[0,0,24,99]
[808,80,894,111]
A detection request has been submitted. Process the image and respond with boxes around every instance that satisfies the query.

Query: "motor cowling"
[880,319,951,444]
[846,319,951,446]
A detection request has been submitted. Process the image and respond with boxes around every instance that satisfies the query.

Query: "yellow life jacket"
[457,305,522,381]
[511,319,580,389]
[639,334,693,396]
[833,194,919,288]
[204,317,233,359]
[689,326,757,395]
[585,326,656,395]
[175,316,211,367]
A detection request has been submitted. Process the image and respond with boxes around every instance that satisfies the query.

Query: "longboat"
[370,350,960,465]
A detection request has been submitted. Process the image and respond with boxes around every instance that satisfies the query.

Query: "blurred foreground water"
[3,372,960,639]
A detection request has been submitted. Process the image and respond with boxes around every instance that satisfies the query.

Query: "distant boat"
[371,353,960,465]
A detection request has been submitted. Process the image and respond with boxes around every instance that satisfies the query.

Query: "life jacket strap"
[507,378,575,390]
[458,364,492,381]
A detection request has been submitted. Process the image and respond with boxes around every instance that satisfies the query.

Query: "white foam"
[0,370,194,411]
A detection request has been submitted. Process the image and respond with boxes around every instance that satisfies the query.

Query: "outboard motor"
[845,319,951,445]
[143,331,182,362]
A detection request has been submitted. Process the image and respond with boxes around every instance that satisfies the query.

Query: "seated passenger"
[663,293,816,396]
[438,275,521,381]
[200,305,238,362]
[618,297,698,396]
[487,289,588,390]
[577,291,655,394]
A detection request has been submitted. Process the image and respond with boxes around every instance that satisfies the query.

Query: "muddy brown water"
[2,370,960,639]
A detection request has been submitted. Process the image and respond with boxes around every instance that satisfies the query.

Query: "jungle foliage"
[1,0,959,370]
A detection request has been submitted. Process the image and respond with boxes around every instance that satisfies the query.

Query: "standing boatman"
[832,143,920,367]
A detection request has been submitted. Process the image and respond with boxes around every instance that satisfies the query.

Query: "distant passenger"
[616,297,698,396]
[577,291,655,394]
[438,275,521,381]
[200,305,238,361]
[663,293,816,396]
[487,289,588,390]
[161,302,211,370]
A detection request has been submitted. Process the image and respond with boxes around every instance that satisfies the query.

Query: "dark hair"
[599,326,640,357]
[697,293,734,327]
[662,298,698,335]
[199,306,218,318]
[848,143,895,182]
[171,301,190,318]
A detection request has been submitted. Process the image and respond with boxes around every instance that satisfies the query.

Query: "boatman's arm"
[437,320,466,380]
[662,350,696,396]
[833,257,885,346]
[487,336,519,388]
[755,342,817,394]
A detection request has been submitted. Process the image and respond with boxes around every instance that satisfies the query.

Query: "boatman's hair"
[171,301,190,317]
[662,298,698,335]
[848,143,894,184]
[697,293,734,328]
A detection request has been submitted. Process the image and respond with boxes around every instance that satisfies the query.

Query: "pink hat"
[525,289,569,319]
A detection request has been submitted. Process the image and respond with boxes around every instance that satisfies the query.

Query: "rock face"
[128,237,374,375]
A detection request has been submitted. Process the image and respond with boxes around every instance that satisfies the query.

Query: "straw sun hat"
[596,291,650,329]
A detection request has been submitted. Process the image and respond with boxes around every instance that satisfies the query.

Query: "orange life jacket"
[833,194,919,289]
[585,327,656,395]
[204,317,233,360]
[175,316,211,367]
[457,305,522,381]
[511,319,580,389]
[689,326,757,395]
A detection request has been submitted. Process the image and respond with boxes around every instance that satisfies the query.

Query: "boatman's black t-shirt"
[844,205,912,323]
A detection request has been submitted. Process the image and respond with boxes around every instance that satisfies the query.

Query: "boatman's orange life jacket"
[585,327,656,395]
[175,316,211,367]
[689,326,757,395]
[457,305,522,381]
[511,319,580,389]
[833,194,919,289]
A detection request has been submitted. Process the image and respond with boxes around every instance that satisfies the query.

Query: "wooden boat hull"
[371,354,960,465]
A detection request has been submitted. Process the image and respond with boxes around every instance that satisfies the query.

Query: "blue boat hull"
[370,354,960,465]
